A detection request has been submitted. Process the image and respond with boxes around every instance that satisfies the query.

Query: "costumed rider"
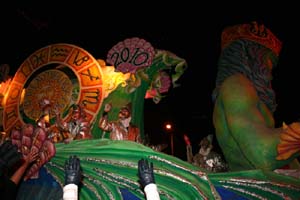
[55,104,92,142]
[63,155,82,200]
[138,158,160,200]
[36,98,52,132]
[99,103,141,142]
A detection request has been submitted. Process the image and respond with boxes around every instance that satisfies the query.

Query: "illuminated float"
[0,36,299,199]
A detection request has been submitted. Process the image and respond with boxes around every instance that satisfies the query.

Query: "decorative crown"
[221,21,282,56]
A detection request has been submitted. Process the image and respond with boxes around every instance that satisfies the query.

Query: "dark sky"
[1,3,300,159]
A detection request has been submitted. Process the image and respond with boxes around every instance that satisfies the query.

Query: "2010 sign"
[106,37,155,74]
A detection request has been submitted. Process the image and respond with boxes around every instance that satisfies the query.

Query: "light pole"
[165,122,174,156]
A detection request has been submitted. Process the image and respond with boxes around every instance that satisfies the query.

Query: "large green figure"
[213,21,300,171]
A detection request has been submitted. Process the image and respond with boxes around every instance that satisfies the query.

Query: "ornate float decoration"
[106,37,155,74]
[26,139,300,199]
[2,43,104,133]
[92,37,187,139]
[2,38,299,200]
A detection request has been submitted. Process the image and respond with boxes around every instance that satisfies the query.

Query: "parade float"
[0,35,300,199]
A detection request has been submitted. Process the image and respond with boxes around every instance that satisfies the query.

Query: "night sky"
[1,3,300,160]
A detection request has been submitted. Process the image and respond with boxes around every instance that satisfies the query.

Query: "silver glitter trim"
[44,162,64,187]
[218,177,300,200]
[222,185,267,200]
[93,167,143,195]
[226,178,300,191]
[85,157,136,168]
[149,155,221,200]
[222,180,290,199]
[46,161,104,199]
[83,174,115,200]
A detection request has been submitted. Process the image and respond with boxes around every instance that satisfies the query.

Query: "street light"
[165,122,174,155]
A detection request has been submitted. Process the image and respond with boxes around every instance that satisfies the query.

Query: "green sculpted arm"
[215,73,298,170]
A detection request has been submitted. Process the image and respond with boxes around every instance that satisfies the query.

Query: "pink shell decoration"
[10,124,56,180]
[106,37,155,73]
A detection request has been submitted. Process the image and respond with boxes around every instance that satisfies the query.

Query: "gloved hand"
[0,140,22,175]
[138,158,155,188]
[64,155,81,186]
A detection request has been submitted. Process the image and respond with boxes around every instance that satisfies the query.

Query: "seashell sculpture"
[10,123,56,180]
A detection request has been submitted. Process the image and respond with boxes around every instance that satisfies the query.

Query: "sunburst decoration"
[23,69,73,120]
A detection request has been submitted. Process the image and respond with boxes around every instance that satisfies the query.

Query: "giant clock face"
[3,43,104,132]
